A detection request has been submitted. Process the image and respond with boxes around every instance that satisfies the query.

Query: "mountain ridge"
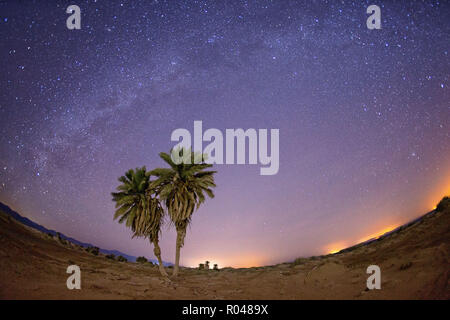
[0,201,173,266]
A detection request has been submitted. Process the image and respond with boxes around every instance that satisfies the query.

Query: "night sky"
[1,0,449,268]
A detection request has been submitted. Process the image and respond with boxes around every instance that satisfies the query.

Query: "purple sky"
[0,0,449,267]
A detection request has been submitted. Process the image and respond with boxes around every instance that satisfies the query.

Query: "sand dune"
[0,205,448,299]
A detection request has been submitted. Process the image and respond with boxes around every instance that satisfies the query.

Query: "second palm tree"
[150,149,217,277]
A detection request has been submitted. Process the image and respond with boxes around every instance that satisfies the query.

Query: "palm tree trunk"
[152,240,168,277]
[173,226,186,277]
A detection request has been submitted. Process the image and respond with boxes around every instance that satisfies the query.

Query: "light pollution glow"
[325,176,450,256]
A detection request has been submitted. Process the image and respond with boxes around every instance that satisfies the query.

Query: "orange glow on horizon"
[185,254,266,269]
[325,241,348,255]
[321,176,450,258]
[325,224,400,255]
[357,224,400,244]
[185,182,450,268]
[426,172,450,211]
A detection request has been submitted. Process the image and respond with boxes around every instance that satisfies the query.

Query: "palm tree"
[149,148,217,276]
[111,166,168,277]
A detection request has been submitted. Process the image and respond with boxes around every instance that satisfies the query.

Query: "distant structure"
[198,261,216,270]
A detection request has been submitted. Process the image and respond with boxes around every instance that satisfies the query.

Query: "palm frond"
[111,167,165,241]
[151,150,217,229]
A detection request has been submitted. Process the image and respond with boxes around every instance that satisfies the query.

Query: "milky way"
[0,0,449,267]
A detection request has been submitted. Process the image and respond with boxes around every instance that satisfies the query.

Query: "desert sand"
[0,205,448,300]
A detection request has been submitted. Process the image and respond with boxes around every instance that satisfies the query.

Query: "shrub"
[56,232,67,245]
[105,254,115,260]
[86,246,99,256]
[117,255,127,262]
[46,233,54,239]
[436,196,450,212]
[400,262,412,270]
[136,256,148,263]
[293,258,307,265]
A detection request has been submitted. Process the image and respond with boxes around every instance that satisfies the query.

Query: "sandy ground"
[0,206,448,300]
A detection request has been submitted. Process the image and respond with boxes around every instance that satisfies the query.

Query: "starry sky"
[0,0,449,268]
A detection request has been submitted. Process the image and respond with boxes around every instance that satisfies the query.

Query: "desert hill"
[0,202,160,264]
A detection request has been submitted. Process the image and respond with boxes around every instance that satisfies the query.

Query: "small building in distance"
[198,261,218,270]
